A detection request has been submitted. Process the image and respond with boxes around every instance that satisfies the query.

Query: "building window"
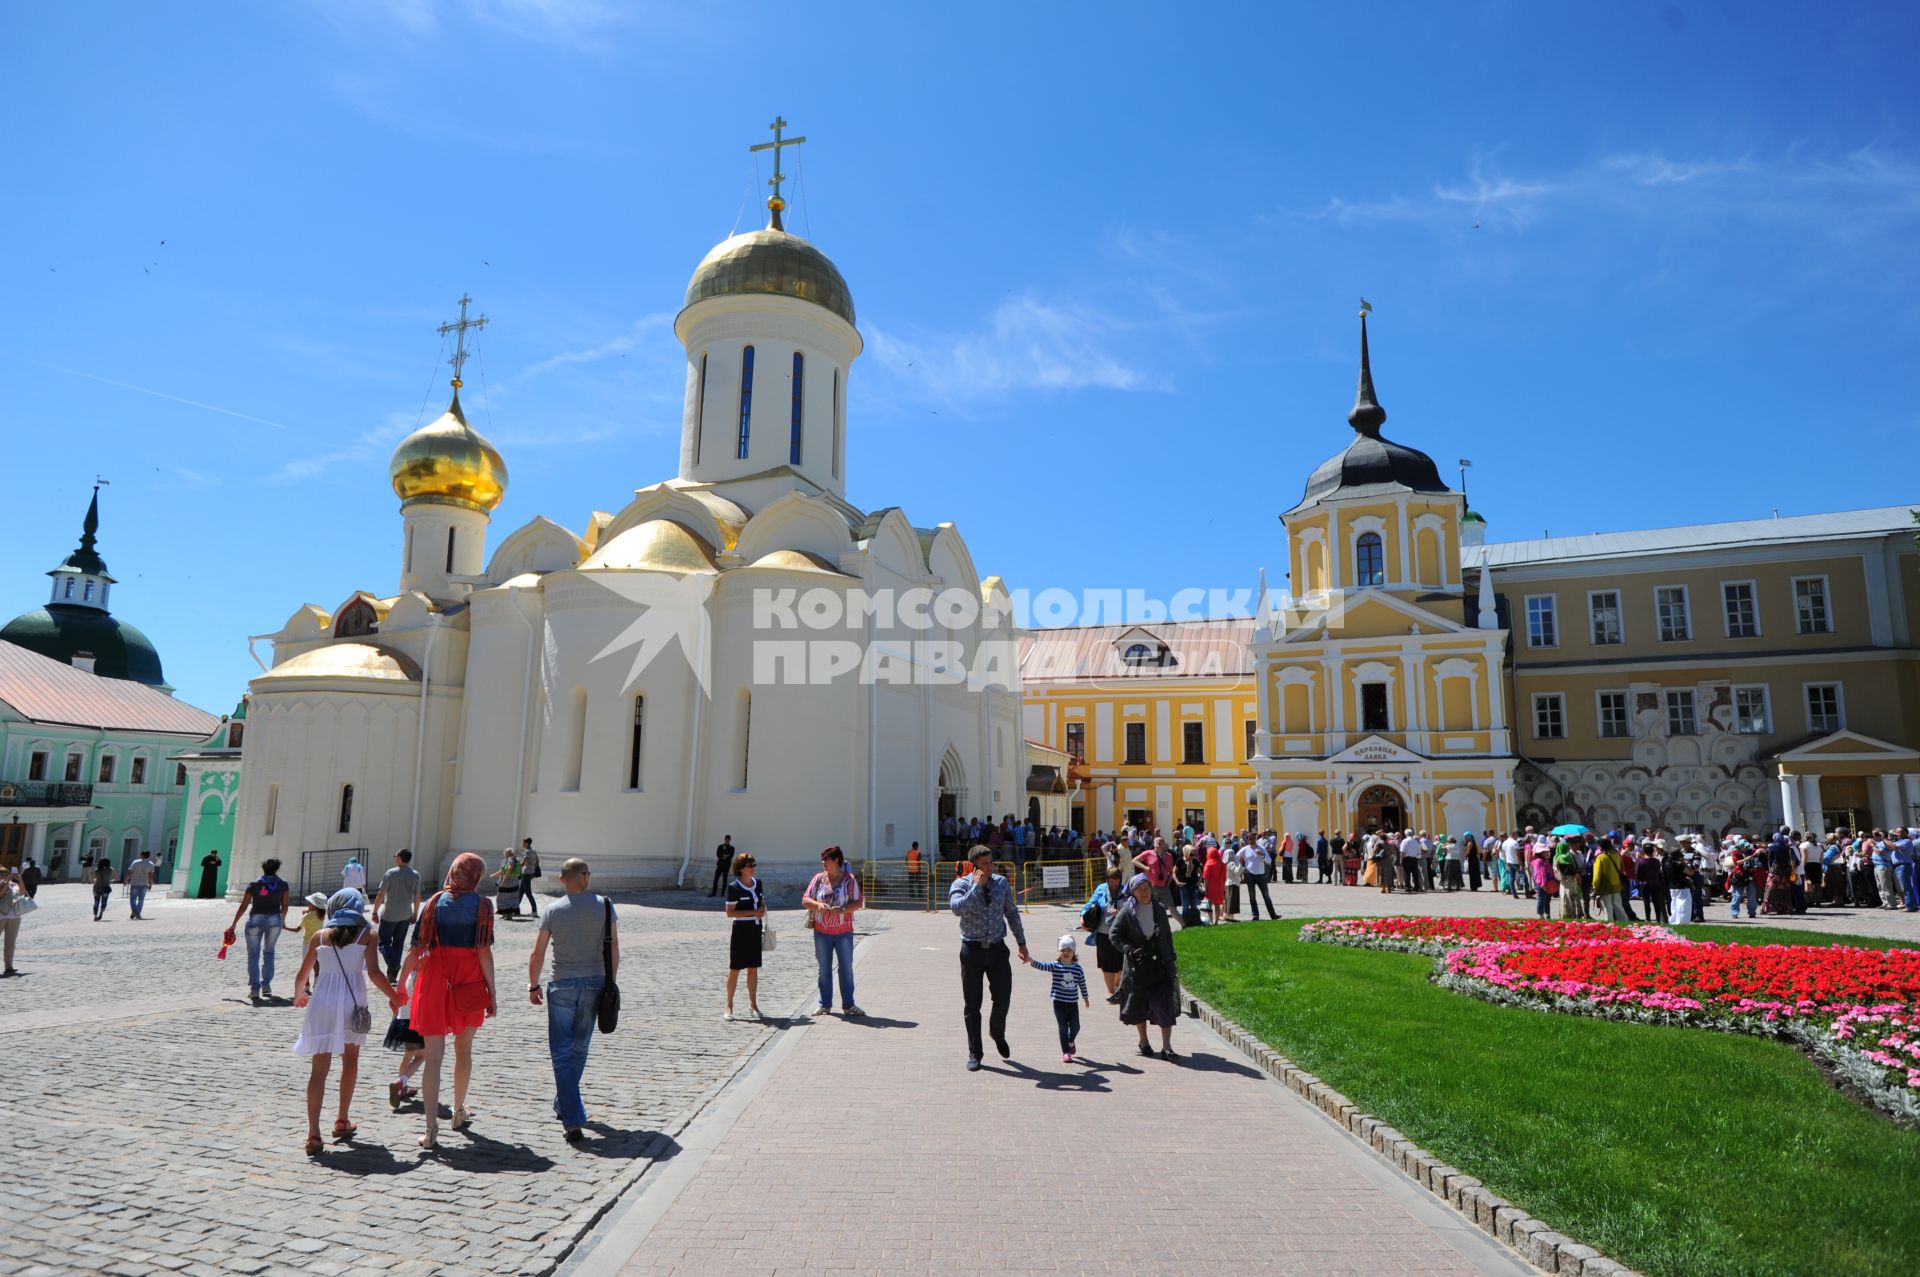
[831,368,841,479]
[789,351,805,465]
[63,577,74,599]
[627,694,645,790]
[337,783,354,834]
[1355,532,1385,587]
[27,751,47,781]
[1656,586,1691,642]
[1360,682,1390,732]
[175,763,187,787]
[693,351,708,465]
[1525,595,1558,648]
[1181,721,1204,764]
[1794,576,1831,634]
[736,345,755,460]
[1533,693,1566,740]
[65,753,84,782]
[1665,689,1698,736]
[1064,722,1085,759]
[1806,683,1844,733]
[1597,691,1630,739]
[1589,591,1623,645]
[264,783,279,835]
[1733,685,1770,734]
[445,526,456,574]
[405,526,413,575]
[130,757,147,785]
[1722,581,1759,639]
[565,686,588,791]
[228,722,244,749]
[1182,807,1207,833]
[84,580,94,603]
[737,691,752,788]
[1123,722,1146,764]
[98,754,116,784]
[1244,720,1257,759]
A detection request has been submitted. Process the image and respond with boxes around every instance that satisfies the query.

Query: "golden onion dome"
[389,391,508,513]
[684,227,855,327]
[582,519,717,573]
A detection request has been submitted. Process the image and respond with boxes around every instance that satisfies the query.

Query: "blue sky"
[2,1,1916,713]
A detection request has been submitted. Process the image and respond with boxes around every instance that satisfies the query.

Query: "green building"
[0,489,224,878]
[168,699,246,897]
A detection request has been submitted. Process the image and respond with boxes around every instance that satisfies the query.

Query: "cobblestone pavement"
[1221,868,1920,940]
[2,883,886,1277]
[603,909,1529,1277]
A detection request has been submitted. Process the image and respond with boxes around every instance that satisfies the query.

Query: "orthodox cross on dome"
[749,115,806,231]
[437,293,488,390]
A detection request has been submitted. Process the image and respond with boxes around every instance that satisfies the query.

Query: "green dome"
[0,604,167,688]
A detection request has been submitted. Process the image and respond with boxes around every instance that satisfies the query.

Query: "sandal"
[331,1121,357,1140]
[304,1135,323,1157]
[451,1108,473,1132]
[418,1122,438,1151]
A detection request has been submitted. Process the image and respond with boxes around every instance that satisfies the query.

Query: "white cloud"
[865,296,1160,405]
[271,411,415,484]
[520,314,675,378]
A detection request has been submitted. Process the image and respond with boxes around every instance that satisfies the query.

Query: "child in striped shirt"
[1031,934,1091,1062]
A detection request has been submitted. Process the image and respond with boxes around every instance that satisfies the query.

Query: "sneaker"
[389,1082,404,1111]
[261,986,272,1000]
[965,1056,982,1072]
[843,1005,864,1017]
[1104,993,1120,1005]
[1061,1053,1073,1064]
[723,1009,734,1022]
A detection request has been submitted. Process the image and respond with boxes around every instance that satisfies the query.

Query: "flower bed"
[1300,916,1920,1125]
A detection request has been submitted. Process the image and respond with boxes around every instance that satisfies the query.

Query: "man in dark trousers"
[710,835,735,897]
[948,844,1030,1071]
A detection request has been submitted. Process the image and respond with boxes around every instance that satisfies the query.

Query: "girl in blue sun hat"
[290,889,400,1156]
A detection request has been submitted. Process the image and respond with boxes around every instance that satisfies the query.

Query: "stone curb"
[1187,994,1644,1277]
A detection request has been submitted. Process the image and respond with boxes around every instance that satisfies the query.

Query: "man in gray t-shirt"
[121,852,157,919]
[372,850,421,980]
[529,858,619,1141]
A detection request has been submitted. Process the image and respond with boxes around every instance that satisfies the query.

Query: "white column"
[1254,659,1273,759]
[1799,773,1824,836]
[1903,774,1920,828]
[1878,774,1904,829]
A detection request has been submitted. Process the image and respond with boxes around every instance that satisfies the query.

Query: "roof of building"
[1462,505,1918,569]
[1020,619,1256,683]
[1288,314,1450,515]
[684,224,856,327]
[0,605,167,688]
[0,640,219,736]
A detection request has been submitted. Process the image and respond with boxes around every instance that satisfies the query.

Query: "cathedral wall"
[449,586,542,853]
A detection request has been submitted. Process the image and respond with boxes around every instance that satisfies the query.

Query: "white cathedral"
[234,156,1022,889]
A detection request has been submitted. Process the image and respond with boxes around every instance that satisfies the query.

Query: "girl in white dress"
[292,889,400,1155]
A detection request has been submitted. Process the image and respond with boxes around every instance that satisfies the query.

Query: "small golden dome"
[389,392,508,513]
[582,519,717,573]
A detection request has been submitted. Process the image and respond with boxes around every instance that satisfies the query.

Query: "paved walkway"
[575,910,1530,1277]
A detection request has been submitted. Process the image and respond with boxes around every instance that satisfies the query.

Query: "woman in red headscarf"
[1201,845,1227,924]
[395,852,496,1151]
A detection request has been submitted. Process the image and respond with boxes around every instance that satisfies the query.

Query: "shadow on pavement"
[838,1014,918,1029]
[576,1126,681,1162]
[433,1126,557,1173]
[1172,1051,1264,1078]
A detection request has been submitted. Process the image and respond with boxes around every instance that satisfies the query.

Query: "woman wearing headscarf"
[291,889,398,1156]
[1082,867,1126,1002]
[397,852,497,1150]
[1201,845,1227,926]
[1112,873,1180,1060]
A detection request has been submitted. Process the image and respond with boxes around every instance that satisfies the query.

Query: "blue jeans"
[814,929,856,1009]
[377,921,409,978]
[93,888,111,919]
[545,976,604,1130]
[128,885,148,917]
[1898,863,1919,911]
[1729,881,1754,917]
[244,914,282,991]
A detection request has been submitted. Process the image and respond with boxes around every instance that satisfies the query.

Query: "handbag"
[14,895,37,916]
[1080,900,1103,932]
[595,896,620,1033]
[763,925,776,953]
[450,980,492,1014]
[330,946,374,1035]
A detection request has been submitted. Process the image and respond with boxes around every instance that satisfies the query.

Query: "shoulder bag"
[330,945,374,1035]
[595,896,620,1033]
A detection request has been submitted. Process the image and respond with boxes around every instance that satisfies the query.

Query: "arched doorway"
[1355,783,1404,834]
[938,745,967,825]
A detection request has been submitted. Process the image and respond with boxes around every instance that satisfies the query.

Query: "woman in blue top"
[1081,867,1125,1004]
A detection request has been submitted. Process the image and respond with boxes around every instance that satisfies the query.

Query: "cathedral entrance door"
[1356,785,1404,834]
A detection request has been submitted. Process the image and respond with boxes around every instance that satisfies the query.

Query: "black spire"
[55,484,111,579]
[1348,312,1387,437]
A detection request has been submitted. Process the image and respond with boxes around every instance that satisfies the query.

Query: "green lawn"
[1175,920,1920,1277]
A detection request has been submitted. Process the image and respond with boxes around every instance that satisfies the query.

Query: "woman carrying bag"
[1112,873,1181,1060]
[396,852,497,1151]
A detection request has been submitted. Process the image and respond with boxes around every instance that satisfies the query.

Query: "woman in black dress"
[1113,874,1180,1060]
[198,850,223,900]
[723,852,766,1021]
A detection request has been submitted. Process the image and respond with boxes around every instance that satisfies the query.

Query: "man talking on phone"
[948,844,1030,1072]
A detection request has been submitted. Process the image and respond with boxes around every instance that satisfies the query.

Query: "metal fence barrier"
[857,858,938,911]
[1019,857,1102,911]
[297,847,370,897]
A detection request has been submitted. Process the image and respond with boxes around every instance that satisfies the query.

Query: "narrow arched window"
[63,577,74,599]
[83,580,94,603]
[789,351,805,465]
[693,351,708,465]
[627,694,645,791]
[405,526,414,575]
[1356,532,1385,587]
[737,690,752,789]
[736,345,755,459]
[565,686,588,791]
[337,783,354,834]
[446,526,456,573]
[831,368,841,479]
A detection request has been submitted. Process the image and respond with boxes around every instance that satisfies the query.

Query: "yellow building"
[1018,313,1920,843]
[1020,621,1255,837]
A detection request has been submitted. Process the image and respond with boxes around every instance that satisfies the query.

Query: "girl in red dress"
[395,852,496,1150]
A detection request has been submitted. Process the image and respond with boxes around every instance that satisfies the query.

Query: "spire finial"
[437,294,488,393]
[83,477,107,547]
[750,115,806,232]
[1348,304,1386,436]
